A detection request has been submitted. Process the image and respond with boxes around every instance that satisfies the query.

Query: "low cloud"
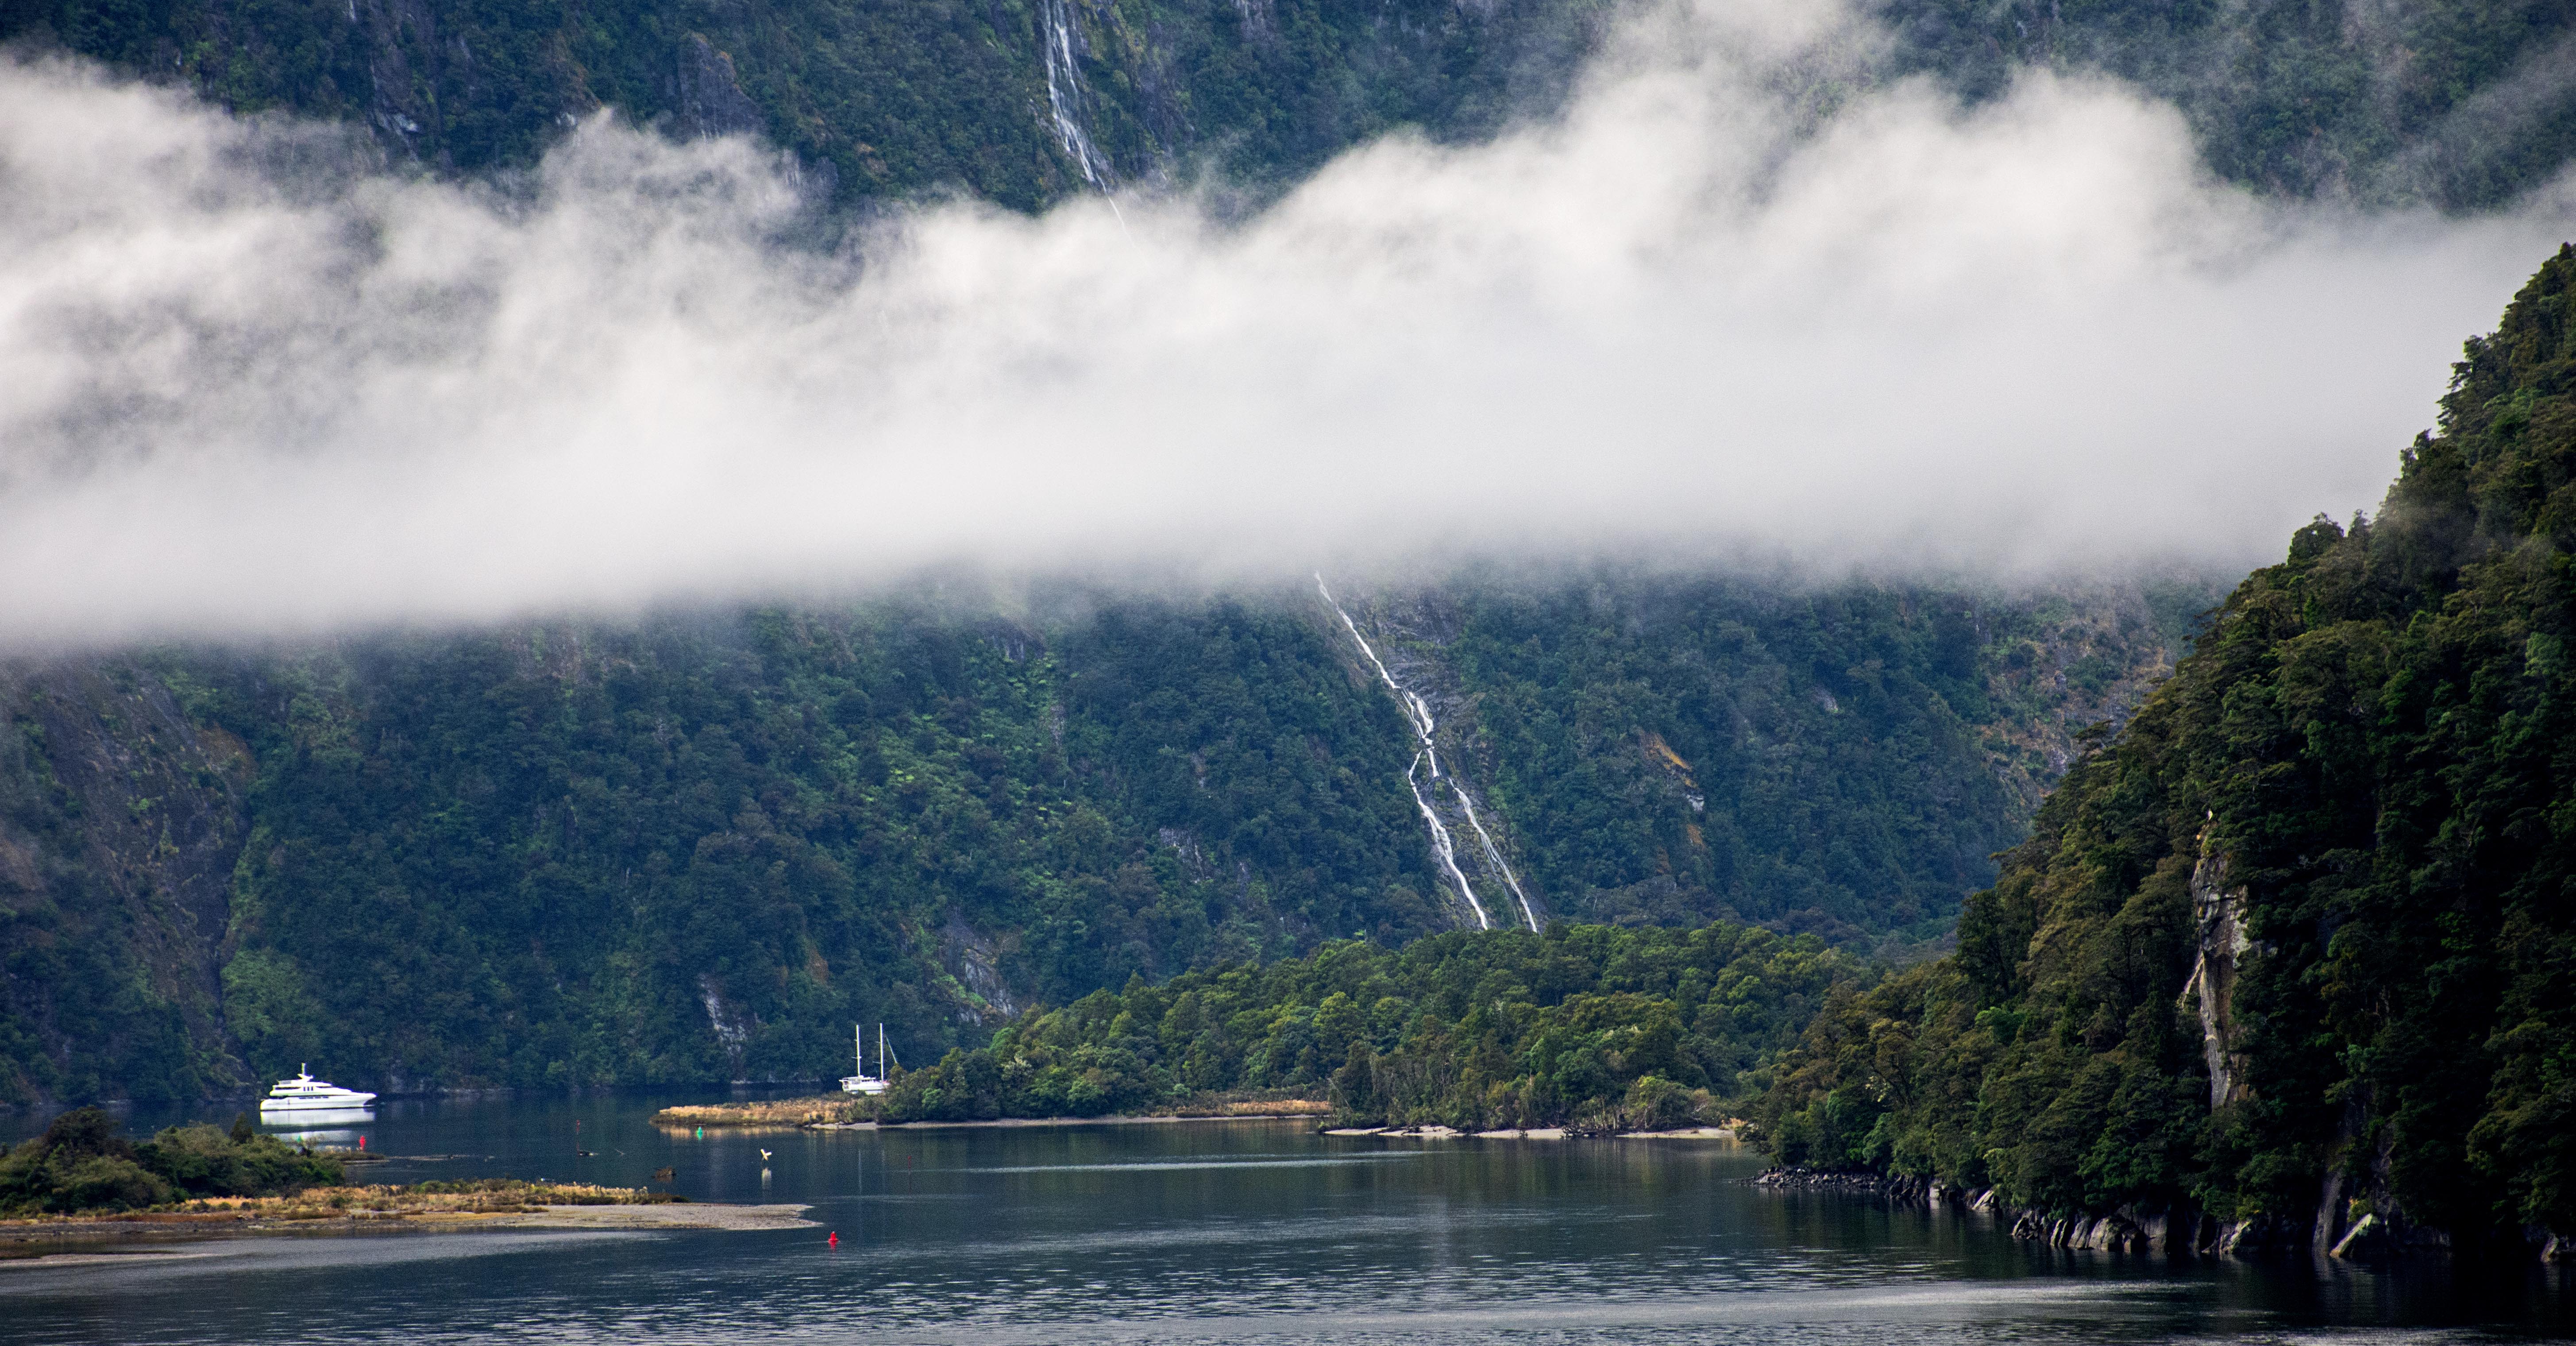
[0,0,2565,647]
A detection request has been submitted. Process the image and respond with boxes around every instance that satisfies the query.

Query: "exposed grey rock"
[670,34,764,139]
[356,0,445,162]
[2180,833,2251,1111]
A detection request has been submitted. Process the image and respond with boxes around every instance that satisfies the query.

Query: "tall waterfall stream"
[1038,0,1113,189]
[1317,577,1540,933]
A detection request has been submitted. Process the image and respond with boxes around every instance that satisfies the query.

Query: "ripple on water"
[0,1100,2567,1344]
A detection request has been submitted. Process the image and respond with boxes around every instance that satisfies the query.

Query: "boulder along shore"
[1750,1168,2573,1262]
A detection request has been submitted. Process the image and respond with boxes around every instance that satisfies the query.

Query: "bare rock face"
[939,913,1019,1023]
[354,0,447,163]
[2180,835,2251,1111]
[670,35,765,140]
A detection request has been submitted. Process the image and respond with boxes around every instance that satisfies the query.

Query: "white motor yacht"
[259,1065,378,1113]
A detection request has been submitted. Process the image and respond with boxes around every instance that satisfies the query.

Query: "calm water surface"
[3,1092,2569,1343]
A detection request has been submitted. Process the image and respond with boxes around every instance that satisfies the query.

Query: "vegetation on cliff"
[1757,245,2576,1248]
[170,600,1448,1095]
[1351,576,2195,946]
[876,919,1850,1130]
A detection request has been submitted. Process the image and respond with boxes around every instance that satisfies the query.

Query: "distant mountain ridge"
[0,0,2567,208]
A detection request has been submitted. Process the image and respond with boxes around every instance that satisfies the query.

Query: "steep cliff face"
[0,661,254,1106]
[1755,245,2576,1258]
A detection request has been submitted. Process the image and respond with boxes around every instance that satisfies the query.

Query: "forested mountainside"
[1756,246,2576,1253]
[0,573,2196,1106]
[1,0,2568,208]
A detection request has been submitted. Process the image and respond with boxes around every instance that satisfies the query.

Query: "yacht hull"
[260,1093,377,1111]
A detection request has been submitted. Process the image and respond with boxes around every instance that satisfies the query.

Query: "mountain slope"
[1756,244,2576,1252]
[0,574,2194,1105]
[1331,574,2202,948]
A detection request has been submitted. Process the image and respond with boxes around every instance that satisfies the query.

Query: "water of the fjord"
[3,1094,2569,1343]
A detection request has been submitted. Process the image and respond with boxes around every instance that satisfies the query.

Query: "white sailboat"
[259,1064,377,1114]
[841,1024,896,1095]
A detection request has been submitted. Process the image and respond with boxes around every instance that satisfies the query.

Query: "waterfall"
[1038,0,1112,189]
[1453,784,1538,932]
[1317,576,1540,933]
[1406,750,1490,930]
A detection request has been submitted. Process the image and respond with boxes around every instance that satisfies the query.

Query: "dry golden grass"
[653,1097,864,1128]
[2,1179,683,1227]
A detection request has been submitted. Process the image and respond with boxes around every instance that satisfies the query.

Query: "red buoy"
[827,1231,839,1248]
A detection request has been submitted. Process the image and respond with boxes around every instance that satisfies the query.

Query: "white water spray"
[1316,575,1540,932]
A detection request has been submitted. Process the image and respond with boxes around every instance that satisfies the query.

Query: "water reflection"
[1,1095,2568,1344]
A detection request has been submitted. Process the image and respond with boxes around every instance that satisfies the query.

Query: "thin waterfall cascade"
[1316,576,1541,933]
[1453,785,1537,931]
[1406,750,1489,930]
[1038,0,1113,189]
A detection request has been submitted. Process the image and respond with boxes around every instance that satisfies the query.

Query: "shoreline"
[813,1111,1329,1132]
[652,1098,1743,1139]
[0,1199,814,1262]
[1325,1126,1740,1141]
[656,1096,1334,1131]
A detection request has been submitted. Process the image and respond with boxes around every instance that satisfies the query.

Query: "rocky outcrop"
[669,35,765,139]
[1751,1168,1920,1197]
[2179,835,2251,1111]
[1751,1165,2539,1261]
[355,0,446,163]
[1754,1169,2261,1259]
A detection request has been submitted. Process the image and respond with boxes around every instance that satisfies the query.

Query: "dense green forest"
[878,919,1849,1129]
[0,576,2187,1106]
[1,0,2567,209]
[0,1106,342,1213]
[1757,245,2576,1252]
